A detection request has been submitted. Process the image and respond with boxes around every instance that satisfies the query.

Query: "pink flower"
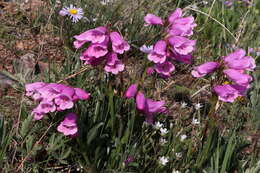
[57,113,78,136]
[135,92,166,124]
[223,69,252,86]
[169,36,196,55]
[25,82,47,101]
[155,61,175,77]
[73,88,90,101]
[83,42,108,58]
[168,8,182,23]
[224,49,255,71]
[73,26,107,48]
[168,8,196,37]
[144,14,164,26]
[171,53,193,64]
[26,82,90,120]
[110,32,130,54]
[146,67,155,76]
[37,101,56,114]
[54,88,75,111]
[191,61,219,78]
[136,92,146,111]
[104,53,125,74]
[32,108,45,120]
[36,83,63,101]
[213,84,239,103]
[147,40,167,63]
[80,55,104,66]
[125,84,138,99]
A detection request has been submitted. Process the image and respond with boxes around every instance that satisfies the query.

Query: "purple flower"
[110,32,130,54]
[73,88,90,101]
[55,95,74,111]
[223,69,252,86]
[80,55,104,66]
[125,84,138,99]
[83,41,108,58]
[224,49,255,71]
[213,84,239,103]
[171,52,193,64]
[147,40,167,64]
[155,61,175,77]
[57,113,78,136]
[191,61,219,78]
[144,14,164,26]
[104,53,125,74]
[73,26,107,48]
[124,156,134,166]
[169,36,196,55]
[168,8,196,37]
[224,0,233,7]
[26,82,90,120]
[168,8,182,24]
[136,92,166,124]
[25,82,46,100]
[146,67,155,76]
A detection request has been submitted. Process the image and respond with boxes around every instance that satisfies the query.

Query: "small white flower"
[172,170,181,173]
[175,152,182,158]
[202,1,208,5]
[100,0,111,5]
[170,123,174,128]
[180,134,187,141]
[140,45,153,54]
[194,103,203,110]
[154,122,163,129]
[160,128,168,135]
[192,118,200,125]
[59,4,84,23]
[159,138,167,145]
[159,156,169,166]
[180,102,187,108]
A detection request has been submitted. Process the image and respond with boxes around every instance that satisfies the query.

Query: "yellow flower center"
[236,96,245,101]
[69,9,78,15]
[223,81,231,85]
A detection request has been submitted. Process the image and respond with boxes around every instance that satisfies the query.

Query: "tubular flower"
[25,82,90,120]
[143,8,197,77]
[74,26,130,74]
[191,61,219,78]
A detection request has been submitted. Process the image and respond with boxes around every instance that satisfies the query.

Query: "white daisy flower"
[59,4,84,23]
[140,45,153,54]
[159,156,169,166]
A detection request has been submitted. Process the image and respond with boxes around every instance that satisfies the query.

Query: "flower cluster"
[73,26,130,74]
[191,49,255,102]
[125,84,166,123]
[142,8,197,77]
[25,82,90,120]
